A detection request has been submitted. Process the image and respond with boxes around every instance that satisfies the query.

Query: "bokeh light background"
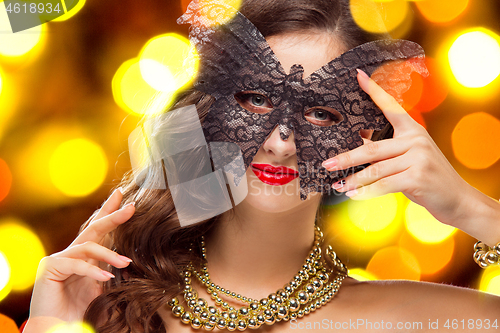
[0,0,500,329]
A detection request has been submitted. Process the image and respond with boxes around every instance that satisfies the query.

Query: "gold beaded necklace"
[169,226,347,331]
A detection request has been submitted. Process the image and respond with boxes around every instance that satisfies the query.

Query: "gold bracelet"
[473,241,500,267]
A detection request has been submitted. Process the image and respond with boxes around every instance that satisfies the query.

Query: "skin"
[25,31,500,333]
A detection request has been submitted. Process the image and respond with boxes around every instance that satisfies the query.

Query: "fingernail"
[118,255,133,263]
[322,158,338,169]
[332,180,345,190]
[117,187,124,194]
[356,68,370,79]
[345,189,358,197]
[124,202,135,209]
[102,271,115,278]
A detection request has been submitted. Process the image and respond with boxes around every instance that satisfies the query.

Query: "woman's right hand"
[25,188,135,330]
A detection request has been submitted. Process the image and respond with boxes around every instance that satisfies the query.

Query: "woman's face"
[241,31,347,213]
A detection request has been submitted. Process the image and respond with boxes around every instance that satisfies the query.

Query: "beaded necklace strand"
[169,226,347,331]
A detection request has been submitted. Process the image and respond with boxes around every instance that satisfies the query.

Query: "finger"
[356,69,416,132]
[71,202,135,246]
[55,241,132,268]
[90,187,124,223]
[38,256,115,282]
[333,154,410,193]
[344,170,411,200]
[322,137,410,171]
[362,138,373,145]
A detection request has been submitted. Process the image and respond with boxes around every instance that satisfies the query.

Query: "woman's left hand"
[322,69,500,244]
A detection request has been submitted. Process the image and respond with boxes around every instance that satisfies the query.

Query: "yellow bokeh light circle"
[347,193,399,232]
[15,125,103,206]
[448,29,500,88]
[139,59,176,92]
[479,266,500,296]
[0,65,18,143]
[48,322,95,333]
[52,0,86,22]
[128,124,154,173]
[49,138,108,197]
[0,6,46,59]
[0,251,11,302]
[0,219,46,291]
[0,66,3,96]
[114,35,200,117]
[367,246,421,281]
[139,34,199,93]
[197,0,242,26]
[326,193,406,253]
[348,268,378,281]
[452,112,500,169]
[405,201,456,243]
[350,0,409,34]
[113,58,167,116]
[398,231,454,275]
[388,7,414,40]
[416,0,468,23]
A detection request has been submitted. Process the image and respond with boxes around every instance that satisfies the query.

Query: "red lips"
[250,163,299,186]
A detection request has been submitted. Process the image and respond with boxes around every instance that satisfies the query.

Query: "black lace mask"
[178,0,428,200]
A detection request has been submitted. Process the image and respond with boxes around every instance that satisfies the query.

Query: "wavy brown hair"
[83,0,388,332]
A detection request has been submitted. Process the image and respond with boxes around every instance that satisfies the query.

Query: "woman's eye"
[312,110,328,120]
[304,107,343,126]
[251,95,266,106]
[234,92,273,114]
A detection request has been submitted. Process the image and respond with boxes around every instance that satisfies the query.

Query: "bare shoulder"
[328,276,500,319]
[158,277,499,333]
[279,277,499,332]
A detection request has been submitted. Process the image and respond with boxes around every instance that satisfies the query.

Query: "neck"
[204,196,322,299]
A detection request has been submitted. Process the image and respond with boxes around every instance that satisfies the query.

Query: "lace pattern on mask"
[179,0,429,200]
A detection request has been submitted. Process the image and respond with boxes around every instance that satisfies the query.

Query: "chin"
[241,169,320,213]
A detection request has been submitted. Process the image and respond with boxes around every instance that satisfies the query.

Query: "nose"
[261,125,296,159]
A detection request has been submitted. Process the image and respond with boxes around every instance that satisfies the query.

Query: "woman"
[25,0,500,332]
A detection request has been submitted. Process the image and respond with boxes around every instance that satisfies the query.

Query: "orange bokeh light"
[366,246,421,281]
[373,59,431,128]
[181,0,191,12]
[372,60,424,106]
[407,109,426,128]
[402,73,426,127]
[413,58,448,113]
[401,71,424,111]
[0,313,18,333]
[0,159,12,202]
[452,112,500,169]
[398,231,454,275]
[399,57,449,128]
[416,0,469,24]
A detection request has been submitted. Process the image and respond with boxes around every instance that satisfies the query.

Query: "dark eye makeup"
[304,106,343,127]
[234,92,343,127]
[234,92,273,114]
